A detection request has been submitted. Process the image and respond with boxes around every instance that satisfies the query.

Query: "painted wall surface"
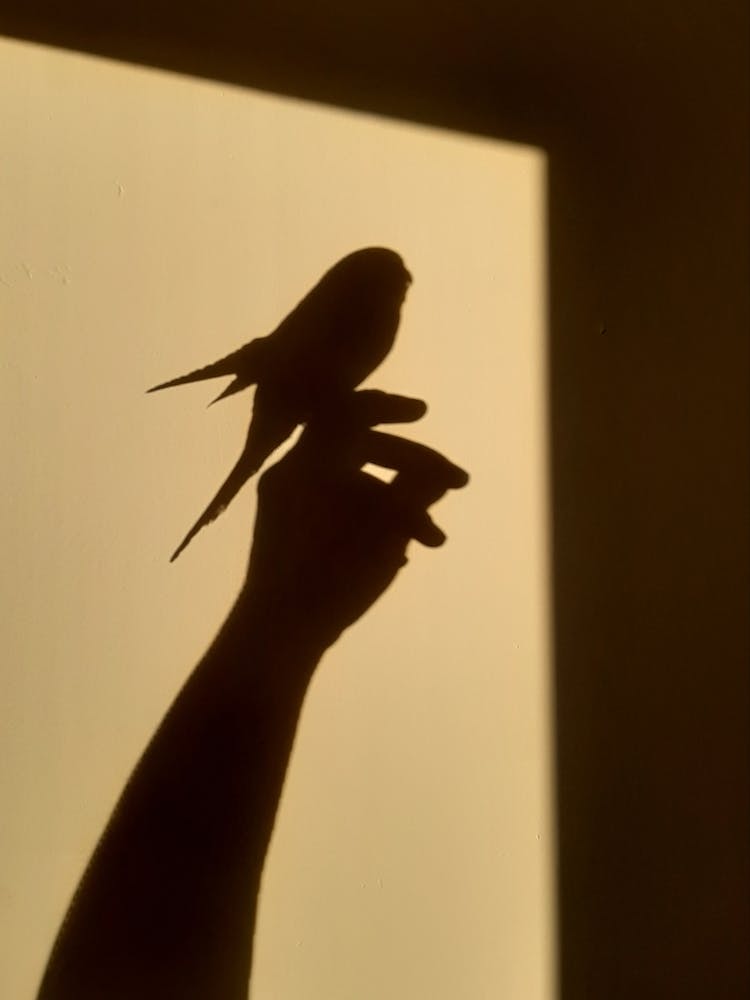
[0,38,553,998]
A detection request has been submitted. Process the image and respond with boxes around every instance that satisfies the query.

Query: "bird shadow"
[36,253,467,1000]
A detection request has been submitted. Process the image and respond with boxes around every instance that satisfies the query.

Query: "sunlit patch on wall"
[0,35,553,1000]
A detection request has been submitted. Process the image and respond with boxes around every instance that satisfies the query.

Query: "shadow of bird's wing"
[148,340,266,395]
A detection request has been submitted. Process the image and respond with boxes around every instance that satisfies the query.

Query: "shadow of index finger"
[353,390,428,426]
[313,390,427,429]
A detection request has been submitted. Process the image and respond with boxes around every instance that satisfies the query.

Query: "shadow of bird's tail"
[170,398,297,561]
[170,452,261,562]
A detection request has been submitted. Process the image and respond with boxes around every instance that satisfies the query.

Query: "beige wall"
[0,38,553,998]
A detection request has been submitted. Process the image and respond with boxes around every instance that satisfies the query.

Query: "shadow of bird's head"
[265,247,413,403]
[318,247,412,315]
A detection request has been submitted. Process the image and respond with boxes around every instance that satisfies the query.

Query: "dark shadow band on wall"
[2,2,748,997]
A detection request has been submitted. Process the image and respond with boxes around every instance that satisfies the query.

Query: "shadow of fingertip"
[424,524,447,547]
[405,398,428,419]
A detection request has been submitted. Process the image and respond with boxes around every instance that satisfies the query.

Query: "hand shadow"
[36,389,468,1000]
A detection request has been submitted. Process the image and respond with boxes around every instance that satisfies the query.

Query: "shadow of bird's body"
[149,247,412,560]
